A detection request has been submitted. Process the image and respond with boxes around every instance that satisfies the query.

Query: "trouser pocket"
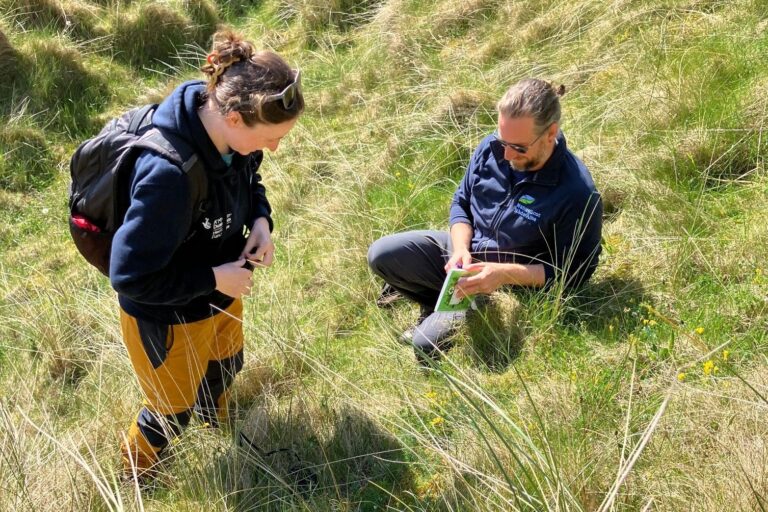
[136,318,173,369]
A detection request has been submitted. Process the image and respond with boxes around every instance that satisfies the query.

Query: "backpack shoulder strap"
[127,104,157,134]
[133,129,209,220]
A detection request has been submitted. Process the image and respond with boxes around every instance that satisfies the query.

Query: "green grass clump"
[24,37,107,133]
[1,0,768,510]
[279,0,381,32]
[0,28,20,92]
[0,124,55,191]
[113,2,217,69]
[0,0,67,30]
[0,0,105,39]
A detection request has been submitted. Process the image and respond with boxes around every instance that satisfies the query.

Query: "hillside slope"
[1,0,767,510]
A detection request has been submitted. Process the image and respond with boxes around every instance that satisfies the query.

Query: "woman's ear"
[225,110,244,128]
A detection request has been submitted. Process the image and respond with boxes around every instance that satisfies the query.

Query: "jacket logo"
[519,195,535,205]
[513,203,541,222]
[202,217,211,230]
[212,217,224,239]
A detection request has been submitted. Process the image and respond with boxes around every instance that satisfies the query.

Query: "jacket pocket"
[136,319,174,369]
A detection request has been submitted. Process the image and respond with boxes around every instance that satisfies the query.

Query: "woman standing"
[109,29,304,481]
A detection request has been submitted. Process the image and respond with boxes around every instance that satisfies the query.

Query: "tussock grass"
[278,0,381,33]
[113,1,217,69]
[0,0,104,39]
[0,0,767,510]
[0,28,20,90]
[0,123,54,191]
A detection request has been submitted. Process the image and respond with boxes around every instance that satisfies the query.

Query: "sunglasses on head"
[264,69,301,110]
[493,123,552,155]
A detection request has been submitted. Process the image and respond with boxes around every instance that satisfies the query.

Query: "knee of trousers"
[367,236,399,278]
[137,408,193,449]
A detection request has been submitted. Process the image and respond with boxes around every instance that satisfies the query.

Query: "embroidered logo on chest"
[513,203,541,222]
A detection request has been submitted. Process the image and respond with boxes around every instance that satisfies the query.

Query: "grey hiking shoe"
[399,306,466,365]
[399,305,434,345]
[411,311,465,364]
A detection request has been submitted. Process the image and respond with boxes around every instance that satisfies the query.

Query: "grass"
[1,0,767,510]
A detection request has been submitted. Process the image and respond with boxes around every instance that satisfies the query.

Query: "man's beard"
[510,156,540,172]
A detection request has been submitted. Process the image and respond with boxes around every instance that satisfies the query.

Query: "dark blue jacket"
[110,81,272,323]
[450,132,602,288]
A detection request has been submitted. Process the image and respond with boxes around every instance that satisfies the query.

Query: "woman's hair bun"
[201,30,255,88]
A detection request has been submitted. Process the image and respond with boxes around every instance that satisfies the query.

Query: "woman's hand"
[213,259,254,298]
[241,217,275,268]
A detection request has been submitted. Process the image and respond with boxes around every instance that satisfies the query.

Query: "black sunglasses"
[493,123,551,154]
[264,69,301,110]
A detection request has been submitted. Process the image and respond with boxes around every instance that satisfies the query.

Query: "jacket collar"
[154,80,230,174]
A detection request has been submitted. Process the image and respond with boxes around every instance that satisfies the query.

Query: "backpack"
[68,104,208,277]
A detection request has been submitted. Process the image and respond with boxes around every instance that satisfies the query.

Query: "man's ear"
[547,122,559,141]
[225,110,244,127]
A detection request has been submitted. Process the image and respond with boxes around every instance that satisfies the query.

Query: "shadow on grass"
[464,298,526,373]
[213,402,413,511]
[559,275,652,339]
[460,275,651,372]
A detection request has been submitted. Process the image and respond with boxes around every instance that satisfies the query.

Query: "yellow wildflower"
[695,327,705,335]
[430,416,444,427]
[648,320,657,327]
[677,372,686,382]
[703,360,714,376]
[424,391,438,401]
[642,319,649,325]
[395,172,401,177]
[722,350,730,361]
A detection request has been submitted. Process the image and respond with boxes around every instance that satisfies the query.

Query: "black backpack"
[68,104,207,276]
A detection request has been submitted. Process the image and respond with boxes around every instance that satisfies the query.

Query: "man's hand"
[454,262,507,298]
[241,217,275,268]
[444,247,473,272]
[455,262,546,297]
[213,259,254,298]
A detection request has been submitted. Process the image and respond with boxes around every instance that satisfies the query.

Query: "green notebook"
[435,268,477,312]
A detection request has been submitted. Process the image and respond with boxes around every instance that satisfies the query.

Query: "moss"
[0,125,55,192]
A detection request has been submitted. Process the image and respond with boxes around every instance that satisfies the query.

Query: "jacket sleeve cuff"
[251,209,274,232]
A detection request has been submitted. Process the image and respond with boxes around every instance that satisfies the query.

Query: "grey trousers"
[367,230,453,311]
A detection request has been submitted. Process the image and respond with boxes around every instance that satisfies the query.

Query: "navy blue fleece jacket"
[110,81,272,323]
[450,132,602,288]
